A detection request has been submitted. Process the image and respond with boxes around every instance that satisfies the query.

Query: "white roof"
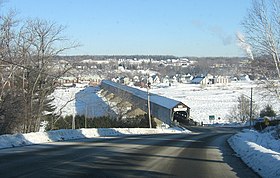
[101,80,187,109]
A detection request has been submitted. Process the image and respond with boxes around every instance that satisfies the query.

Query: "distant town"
[54,55,252,87]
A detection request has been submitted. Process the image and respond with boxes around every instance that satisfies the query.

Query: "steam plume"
[237,32,254,60]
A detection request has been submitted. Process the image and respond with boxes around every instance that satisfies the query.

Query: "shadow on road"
[0,127,260,177]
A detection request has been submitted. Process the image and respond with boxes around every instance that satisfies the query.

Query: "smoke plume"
[236,32,254,60]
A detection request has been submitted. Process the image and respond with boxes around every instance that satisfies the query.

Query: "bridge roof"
[101,80,186,109]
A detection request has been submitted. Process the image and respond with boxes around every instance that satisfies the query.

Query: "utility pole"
[85,105,87,128]
[72,107,75,129]
[72,114,75,129]
[147,82,152,128]
[250,87,253,128]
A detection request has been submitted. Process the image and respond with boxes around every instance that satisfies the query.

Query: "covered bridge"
[100,80,190,125]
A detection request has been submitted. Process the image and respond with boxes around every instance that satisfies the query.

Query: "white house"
[148,74,160,84]
[133,76,140,82]
[162,76,170,84]
[180,74,193,83]
[191,76,208,85]
[215,76,230,84]
[239,74,251,82]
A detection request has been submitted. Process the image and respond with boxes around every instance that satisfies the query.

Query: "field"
[150,81,280,124]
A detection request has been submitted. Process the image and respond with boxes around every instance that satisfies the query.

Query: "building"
[100,80,190,125]
[191,76,208,85]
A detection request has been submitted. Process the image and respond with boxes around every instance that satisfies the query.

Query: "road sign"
[209,115,215,120]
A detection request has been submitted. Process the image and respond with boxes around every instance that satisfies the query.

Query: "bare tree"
[0,11,19,99]
[228,94,259,122]
[242,0,280,78]
[0,11,26,134]
[0,10,78,133]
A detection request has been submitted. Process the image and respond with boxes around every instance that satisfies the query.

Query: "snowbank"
[228,128,280,178]
[0,127,190,150]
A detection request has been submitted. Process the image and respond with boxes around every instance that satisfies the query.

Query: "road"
[0,127,259,177]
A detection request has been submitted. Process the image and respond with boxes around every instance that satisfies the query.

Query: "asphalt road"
[0,127,260,178]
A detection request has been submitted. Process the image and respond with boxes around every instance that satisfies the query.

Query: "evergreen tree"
[260,105,276,117]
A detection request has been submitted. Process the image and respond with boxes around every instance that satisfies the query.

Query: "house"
[118,64,125,72]
[206,74,214,83]
[148,74,160,84]
[191,74,212,85]
[133,76,140,82]
[191,74,229,86]
[191,76,208,85]
[239,74,251,82]
[180,74,193,83]
[119,76,130,85]
[162,76,170,84]
[215,76,230,84]
[57,76,77,85]
[230,76,238,82]
[171,76,178,83]
[112,76,130,85]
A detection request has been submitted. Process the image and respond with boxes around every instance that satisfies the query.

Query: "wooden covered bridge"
[100,80,190,126]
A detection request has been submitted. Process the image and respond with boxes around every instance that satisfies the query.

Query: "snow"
[228,127,280,178]
[51,81,280,125]
[75,86,114,117]
[0,127,190,149]
[1,128,279,178]
[49,87,83,117]
[148,82,280,124]
[148,82,280,177]
[50,86,113,118]
[1,81,280,177]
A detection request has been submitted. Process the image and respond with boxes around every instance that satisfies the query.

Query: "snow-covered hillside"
[50,85,113,118]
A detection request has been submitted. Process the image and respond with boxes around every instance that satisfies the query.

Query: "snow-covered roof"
[101,80,186,109]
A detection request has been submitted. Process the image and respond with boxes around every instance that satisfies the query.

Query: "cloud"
[209,25,233,46]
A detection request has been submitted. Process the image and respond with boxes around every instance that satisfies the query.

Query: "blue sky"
[2,0,252,57]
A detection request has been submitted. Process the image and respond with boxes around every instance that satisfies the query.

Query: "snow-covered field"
[149,81,280,124]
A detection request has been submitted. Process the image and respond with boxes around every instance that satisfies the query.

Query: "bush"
[254,121,266,131]
[254,119,280,131]
[117,114,157,128]
[260,104,276,117]
[45,115,73,130]
[277,126,280,139]
[90,116,118,128]
[45,114,157,130]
